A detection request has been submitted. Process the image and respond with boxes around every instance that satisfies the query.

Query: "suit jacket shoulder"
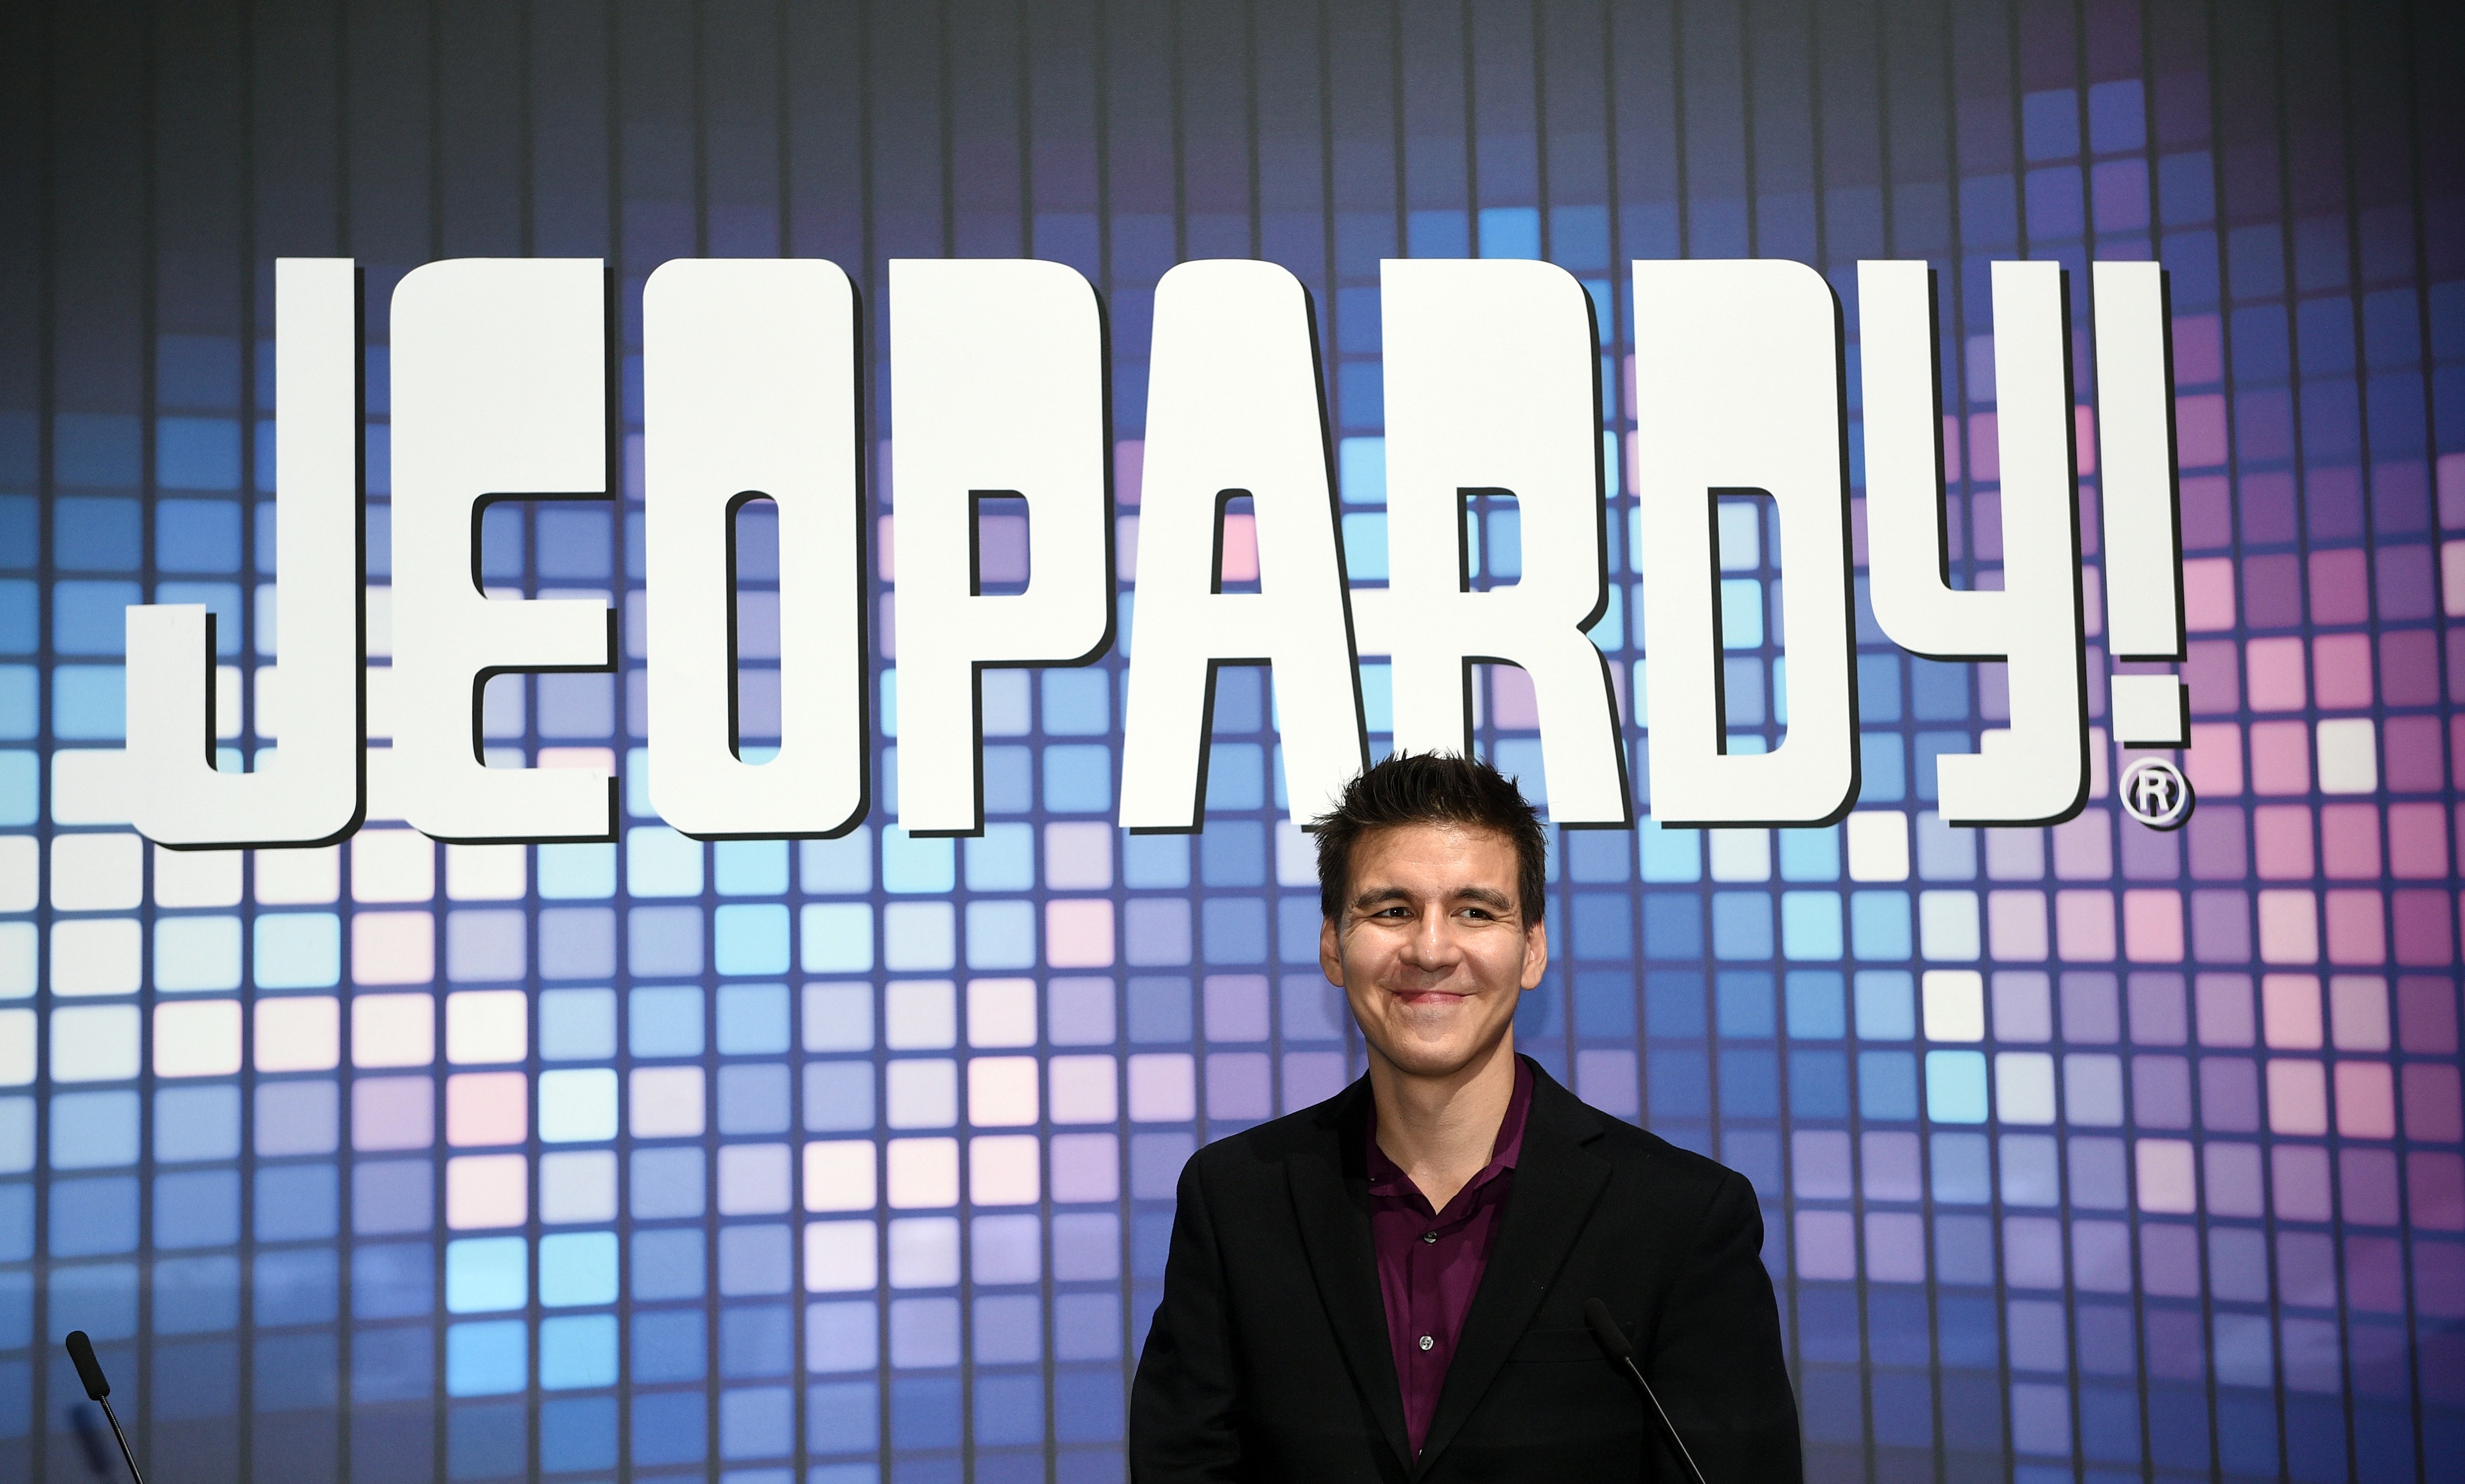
[1191,1085,1360,1171]
[1577,1093,1758,1207]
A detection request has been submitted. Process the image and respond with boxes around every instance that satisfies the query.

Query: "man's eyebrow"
[1347,884,1518,912]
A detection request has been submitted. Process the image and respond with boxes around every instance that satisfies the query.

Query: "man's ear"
[1518,918,1549,990]
[1319,915,1344,986]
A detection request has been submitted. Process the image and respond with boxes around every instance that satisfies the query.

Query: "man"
[1129,752,1801,1481]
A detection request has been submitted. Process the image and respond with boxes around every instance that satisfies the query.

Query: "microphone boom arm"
[1584,1298,1710,1484]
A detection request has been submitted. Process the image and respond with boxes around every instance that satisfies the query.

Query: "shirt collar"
[1364,1055,1535,1204]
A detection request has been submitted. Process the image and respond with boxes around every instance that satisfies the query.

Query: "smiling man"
[1129,752,1802,1482]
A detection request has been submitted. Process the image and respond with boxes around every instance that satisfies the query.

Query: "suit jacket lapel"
[1285,1081,1414,1471]
[1411,1065,1611,1477]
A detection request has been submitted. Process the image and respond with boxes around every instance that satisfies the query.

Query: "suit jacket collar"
[1413,1063,1611,1475]
[1286,1077,1411,1467]
[1285,1060,1613,1478]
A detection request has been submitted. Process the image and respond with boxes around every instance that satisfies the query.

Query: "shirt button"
[1421,1231,1438,1243]
[1418,1334,1434,1351]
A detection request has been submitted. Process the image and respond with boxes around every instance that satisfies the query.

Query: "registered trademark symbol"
[2119,757,2194,830]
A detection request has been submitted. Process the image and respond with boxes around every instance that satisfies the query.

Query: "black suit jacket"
[1128,1060,1801,1482]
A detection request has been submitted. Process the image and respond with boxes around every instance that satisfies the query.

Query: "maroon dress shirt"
[1364,1058,1533,1457]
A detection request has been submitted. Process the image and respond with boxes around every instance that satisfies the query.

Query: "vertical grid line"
[232,0,263,1463]
[133,3,161,1475]
[2060,26,2101,1484]
[25,2,57,1480]
[2323,8,2379,1484]
[2190,0,2246,1469]
[602,5,630,1478]
[2260,2,2315,1469]
[2124,17,2174,1484]
[2390,4,2444,1470]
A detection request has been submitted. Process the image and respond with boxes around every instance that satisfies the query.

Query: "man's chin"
[1373,1030,1509,1081]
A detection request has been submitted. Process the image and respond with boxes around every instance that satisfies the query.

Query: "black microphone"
[64,1331,147,1484]
[1584,1298,1708,1484]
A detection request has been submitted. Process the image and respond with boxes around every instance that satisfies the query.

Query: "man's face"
[1320,822,1548,1081]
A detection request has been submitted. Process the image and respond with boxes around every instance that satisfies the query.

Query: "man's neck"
[1367,1033,1520,1212]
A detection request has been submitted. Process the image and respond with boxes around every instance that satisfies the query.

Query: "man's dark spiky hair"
[1309,751,1547,925]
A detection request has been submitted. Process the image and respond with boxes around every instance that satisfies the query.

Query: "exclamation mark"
[2092,262,2189,748]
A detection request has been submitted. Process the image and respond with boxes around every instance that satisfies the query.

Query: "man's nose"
[1401,910,1461,965]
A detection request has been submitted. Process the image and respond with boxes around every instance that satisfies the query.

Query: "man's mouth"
[1391,989,1471,1007]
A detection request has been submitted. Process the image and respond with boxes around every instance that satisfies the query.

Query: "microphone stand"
[1585,1298,1709,1484]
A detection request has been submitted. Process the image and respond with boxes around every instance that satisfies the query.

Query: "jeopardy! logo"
[120,255,2189,851]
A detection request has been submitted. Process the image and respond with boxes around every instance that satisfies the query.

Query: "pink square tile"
[255,997,341,1073]
[2251,804,2315,880]
[352,911,435,987]
[2263,973,2325,1049]
[2056,889,2117,962]
[2401,1066,2463,1144]
[2185,723,2243,796]
[446,1070,529,1147]
[1044,898,1116,969]
[2335,1062,2397,1139]
[2319,804,2381,879]
[2324,890,2387,967]
[2265,1059,2329,1135]
[2385,803,2447,879]
[2380,630,2440,706]
[2256,888,2319,963]
[2249,721,2312,796]
[2245,636,2308,712]
[2182,557,2237,631]
[2134,1139,2197,1215]
[2307,548,2371,625]
[2392,897,2457,971]
[2379,715,2444,792]
[2311,633,2374,711]
[446,1153,528,1230]
[2175,393,2228,466]
[2122,890,2184,963]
